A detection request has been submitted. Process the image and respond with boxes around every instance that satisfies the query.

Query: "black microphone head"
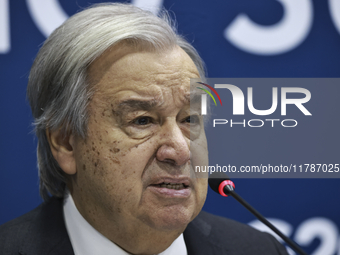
[208,172,233,196]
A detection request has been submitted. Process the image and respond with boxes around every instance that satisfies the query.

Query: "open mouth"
[153,182,189,190]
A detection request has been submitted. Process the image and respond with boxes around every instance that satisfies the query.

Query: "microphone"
[208,172,308,255]
[208,173,235,196]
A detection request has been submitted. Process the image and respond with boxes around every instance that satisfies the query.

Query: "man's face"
[70,46,208,242]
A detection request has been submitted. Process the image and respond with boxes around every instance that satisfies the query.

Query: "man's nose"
[156,119,190,166]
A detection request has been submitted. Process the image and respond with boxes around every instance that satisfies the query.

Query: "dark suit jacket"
[0,197,288,255]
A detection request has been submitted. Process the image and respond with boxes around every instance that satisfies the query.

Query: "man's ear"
[46,128,77,175]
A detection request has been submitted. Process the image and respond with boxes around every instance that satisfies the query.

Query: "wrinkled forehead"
[87,44,201,108]
[88,43,199,80]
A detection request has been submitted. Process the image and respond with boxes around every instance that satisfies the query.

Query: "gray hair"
[27,2,206,201]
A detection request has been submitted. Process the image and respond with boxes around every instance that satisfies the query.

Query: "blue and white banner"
[1,1,339,254]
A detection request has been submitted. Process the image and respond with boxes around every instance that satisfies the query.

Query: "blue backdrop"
[1,1,339,254]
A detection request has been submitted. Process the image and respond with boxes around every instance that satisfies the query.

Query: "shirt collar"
[63,193,187,255]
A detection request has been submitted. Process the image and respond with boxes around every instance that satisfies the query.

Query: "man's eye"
[184,115,199,124]
[133,117,152,125]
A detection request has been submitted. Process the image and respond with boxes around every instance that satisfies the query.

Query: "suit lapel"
[184,212,229,255]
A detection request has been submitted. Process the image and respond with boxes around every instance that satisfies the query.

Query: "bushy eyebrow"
[115,99,161,113]
[114,91,201,114]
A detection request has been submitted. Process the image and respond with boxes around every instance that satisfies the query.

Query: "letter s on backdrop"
[224,0,313,55]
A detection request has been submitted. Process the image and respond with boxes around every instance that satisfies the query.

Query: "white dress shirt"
[63,193,188,255]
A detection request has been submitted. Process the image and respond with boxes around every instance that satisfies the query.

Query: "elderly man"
[0,3,288,255]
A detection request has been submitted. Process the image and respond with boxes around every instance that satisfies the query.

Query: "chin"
[145,205,198,232]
